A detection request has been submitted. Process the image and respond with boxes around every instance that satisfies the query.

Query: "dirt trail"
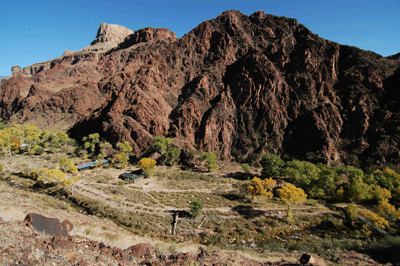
[72,178,335,220]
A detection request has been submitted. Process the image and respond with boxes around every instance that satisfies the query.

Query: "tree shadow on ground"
[224,171,251,180]
[221,192,247,202]
[167,210,192,218]
[232,205,265,219]
[363,245,400,265]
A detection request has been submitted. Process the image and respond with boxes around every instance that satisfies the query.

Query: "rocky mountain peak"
[117,27,177,49]
[90,23,134,46]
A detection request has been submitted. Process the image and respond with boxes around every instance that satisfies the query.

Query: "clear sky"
[1,0,399,76]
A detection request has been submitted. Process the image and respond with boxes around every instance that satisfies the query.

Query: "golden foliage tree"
[58,157,78,173]
[373,198,400,221]
[358,209,389,229]
[138,158,157,177]
[277,184,307,222]
[115,141,133,167]
[247,177,276,200]
[30,168,79,189]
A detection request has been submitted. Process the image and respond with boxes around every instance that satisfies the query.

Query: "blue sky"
[1,0,399,76]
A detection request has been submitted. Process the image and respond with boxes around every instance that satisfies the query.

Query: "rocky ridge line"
[0,10,399,167]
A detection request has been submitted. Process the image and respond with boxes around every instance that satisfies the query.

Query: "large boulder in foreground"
[24,213,73,237]
[127,243,154,258]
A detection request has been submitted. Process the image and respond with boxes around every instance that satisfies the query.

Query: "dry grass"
[0,151,378,264]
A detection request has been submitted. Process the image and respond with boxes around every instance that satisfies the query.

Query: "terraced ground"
[3,154,340,246]
[2,153,399,265]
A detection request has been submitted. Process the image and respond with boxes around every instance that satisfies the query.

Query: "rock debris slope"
[1,10,399,167]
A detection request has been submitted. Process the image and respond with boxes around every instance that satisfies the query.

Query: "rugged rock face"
[11,65,22,76]
[91,22,134,46]
[117,27,177,49]
[83,22,134,52]
[1,10,399,167]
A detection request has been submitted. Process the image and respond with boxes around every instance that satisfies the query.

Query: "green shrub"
[190,199,204,218]
[201,152,218,171]
[161,147,181,166]
[34,147,44,155]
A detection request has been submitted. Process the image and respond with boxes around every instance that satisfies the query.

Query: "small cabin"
[119,169,145,182]
[76,159,109,171]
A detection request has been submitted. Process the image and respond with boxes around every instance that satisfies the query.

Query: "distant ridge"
[386,52,400,60]
[0,75,11,82]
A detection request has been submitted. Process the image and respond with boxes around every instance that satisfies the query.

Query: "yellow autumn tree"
[373,199,400,221]
[138,158,157,177]
[277,184,307,223]
[58,157,78,173]
[371,185,392,202]
[358,209,389,229]
[38,168,79,189]
[115,141,132,167]
[247,177,276,200]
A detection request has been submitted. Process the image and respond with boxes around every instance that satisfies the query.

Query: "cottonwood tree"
[343,166,371,202]
[247,177,276,200]
[161,147,181,166]
[261,154,285,178]
[277,184,307,223]
[153,136,173,155]
[58,157,78,173]
[115,141,133,166]
[20,124,41,153]
[99,141,114,159]
[30,167,79,189]
[82,133,100,157]
[138,158,157,177]
[283,160,321,196]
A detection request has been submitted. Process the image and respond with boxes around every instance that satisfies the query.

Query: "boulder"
[24,213,73,237]
[127,243,154,258]
[299,253,327,266]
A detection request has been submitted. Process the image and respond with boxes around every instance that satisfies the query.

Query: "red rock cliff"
[1,10,399,167]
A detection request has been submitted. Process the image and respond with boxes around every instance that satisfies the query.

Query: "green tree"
[261,154,285,178]
[42,129,73,149]
[82,133,100,157]
[283,160,320,187]
[344,166,371,202]
[190,199,204,218]
[314,163,340,197]
[241,163,251,180]
[153,136,173,155]
[373,168,400,199]
[161,147,181,166]
[241,163,250,173]
[99,141,114,159]
[116,141,133,166]
[347,202,358,223]
[201,152,218,171]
